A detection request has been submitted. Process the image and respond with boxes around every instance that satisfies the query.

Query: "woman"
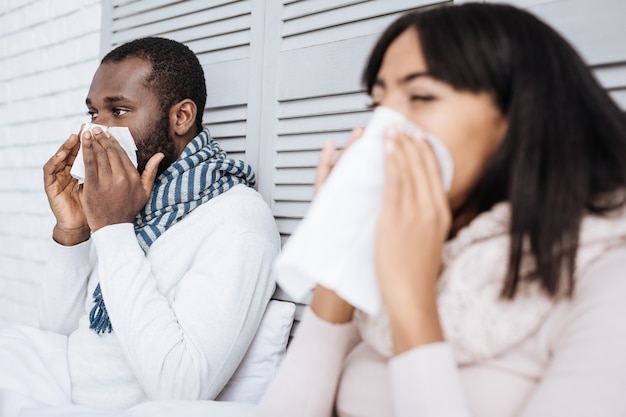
[257,3,626,417]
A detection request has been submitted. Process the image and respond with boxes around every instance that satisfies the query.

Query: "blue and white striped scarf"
[89,127,255,334]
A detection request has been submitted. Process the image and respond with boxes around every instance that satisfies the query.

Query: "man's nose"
[91,114,110,126]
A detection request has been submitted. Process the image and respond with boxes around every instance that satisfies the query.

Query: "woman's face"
[370,28,508,211]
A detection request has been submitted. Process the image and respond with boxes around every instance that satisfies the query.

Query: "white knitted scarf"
[355,201,626,364]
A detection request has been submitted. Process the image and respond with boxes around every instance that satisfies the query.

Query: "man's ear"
[169,99,197,137]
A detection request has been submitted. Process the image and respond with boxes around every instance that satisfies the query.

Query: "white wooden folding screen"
[99,0,451,327]
[100,0,626,330]
[101,0,262,165]
[494,0,626,110]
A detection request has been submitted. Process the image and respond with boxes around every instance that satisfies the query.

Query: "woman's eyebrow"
[374,71,431,88]
[400,71,431,85]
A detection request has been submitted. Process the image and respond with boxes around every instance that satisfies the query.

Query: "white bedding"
[0,326,254,417]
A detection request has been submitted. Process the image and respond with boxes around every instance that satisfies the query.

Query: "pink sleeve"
[520,247,626,417]
[389,343,471,417]
[255,308,360,417]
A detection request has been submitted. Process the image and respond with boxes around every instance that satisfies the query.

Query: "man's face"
[85,57,175,174]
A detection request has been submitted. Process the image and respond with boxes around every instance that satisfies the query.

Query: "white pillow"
[217,299,295,403]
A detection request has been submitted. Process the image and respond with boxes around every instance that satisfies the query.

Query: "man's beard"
[135,115,176,177]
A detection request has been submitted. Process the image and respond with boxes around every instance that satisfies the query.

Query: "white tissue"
[70,123,138,184]
[274,107,454,315]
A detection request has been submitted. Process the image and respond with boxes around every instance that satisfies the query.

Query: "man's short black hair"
[102,37,207,132]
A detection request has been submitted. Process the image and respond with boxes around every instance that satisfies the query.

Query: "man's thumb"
[141,153,165,196]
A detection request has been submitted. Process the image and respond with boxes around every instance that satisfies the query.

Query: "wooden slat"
[112,0,180,19]
[272,201,310,218]
[282,0,366,21]
[213,137,246,153]
[227,151,245,161]
[281,0,441,38]
[523,0,626,65]
[111,1,251,45]
[277,111,370,135]
[278,35,378,99]
[113,1,243,20]
[186,30,251,55]
[276,217,305,235]
[197,46,250,65]
[113,0,211,29]
[205,120,247,138]
[273,184,314,202]
[204,59,250,107]
[162,14,251,45]
[203,105,248,124]
[112,0,144,11]
[610,90,626,110]
[282,12,404,51]
[593,63,626,90]
[274,168,316,185]
[278,92,369,119]
[275,150,320,168]
[485,0,560,7]
[276,131,356,152]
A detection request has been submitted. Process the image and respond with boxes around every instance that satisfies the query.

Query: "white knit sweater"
[39,184,280,409]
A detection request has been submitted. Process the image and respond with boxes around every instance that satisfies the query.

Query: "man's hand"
[43,134,91,245]
[80,128,164,232]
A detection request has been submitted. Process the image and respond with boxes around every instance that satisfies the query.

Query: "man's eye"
[86,111,98,120]
[113,109,129,116]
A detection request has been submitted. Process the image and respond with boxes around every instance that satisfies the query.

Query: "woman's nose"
[378,93,408,115]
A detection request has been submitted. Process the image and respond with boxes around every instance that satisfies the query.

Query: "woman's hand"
[43,133,91,245]
[310,128,363,323]
[375,126,451,354]
[80,128,164,232]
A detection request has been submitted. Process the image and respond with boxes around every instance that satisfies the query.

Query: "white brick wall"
[0,0,102,328]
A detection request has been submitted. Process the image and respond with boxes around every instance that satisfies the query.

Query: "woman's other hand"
[376,126,451,354]
[310,128,363,323]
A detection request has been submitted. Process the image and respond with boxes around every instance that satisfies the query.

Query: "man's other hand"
[43,134,91,245]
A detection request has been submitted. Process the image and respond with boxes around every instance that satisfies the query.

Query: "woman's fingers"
[382,130,402,212]
[314,140,336,194]
[314,127,364,194]
[345,127,364,150]
[416,139,449,215]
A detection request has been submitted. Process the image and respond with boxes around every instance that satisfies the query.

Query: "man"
[40,37,280,408]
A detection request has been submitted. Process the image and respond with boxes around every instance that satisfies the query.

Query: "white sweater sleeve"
[39,238,94,335]
[91,221,279,401]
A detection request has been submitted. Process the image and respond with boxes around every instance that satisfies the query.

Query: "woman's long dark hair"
[363,3,626,298]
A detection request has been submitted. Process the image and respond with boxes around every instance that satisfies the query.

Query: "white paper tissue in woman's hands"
[70,123,138,184]
[274,107,454,316]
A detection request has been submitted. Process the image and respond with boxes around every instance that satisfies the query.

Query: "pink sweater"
[256,245,626,417]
